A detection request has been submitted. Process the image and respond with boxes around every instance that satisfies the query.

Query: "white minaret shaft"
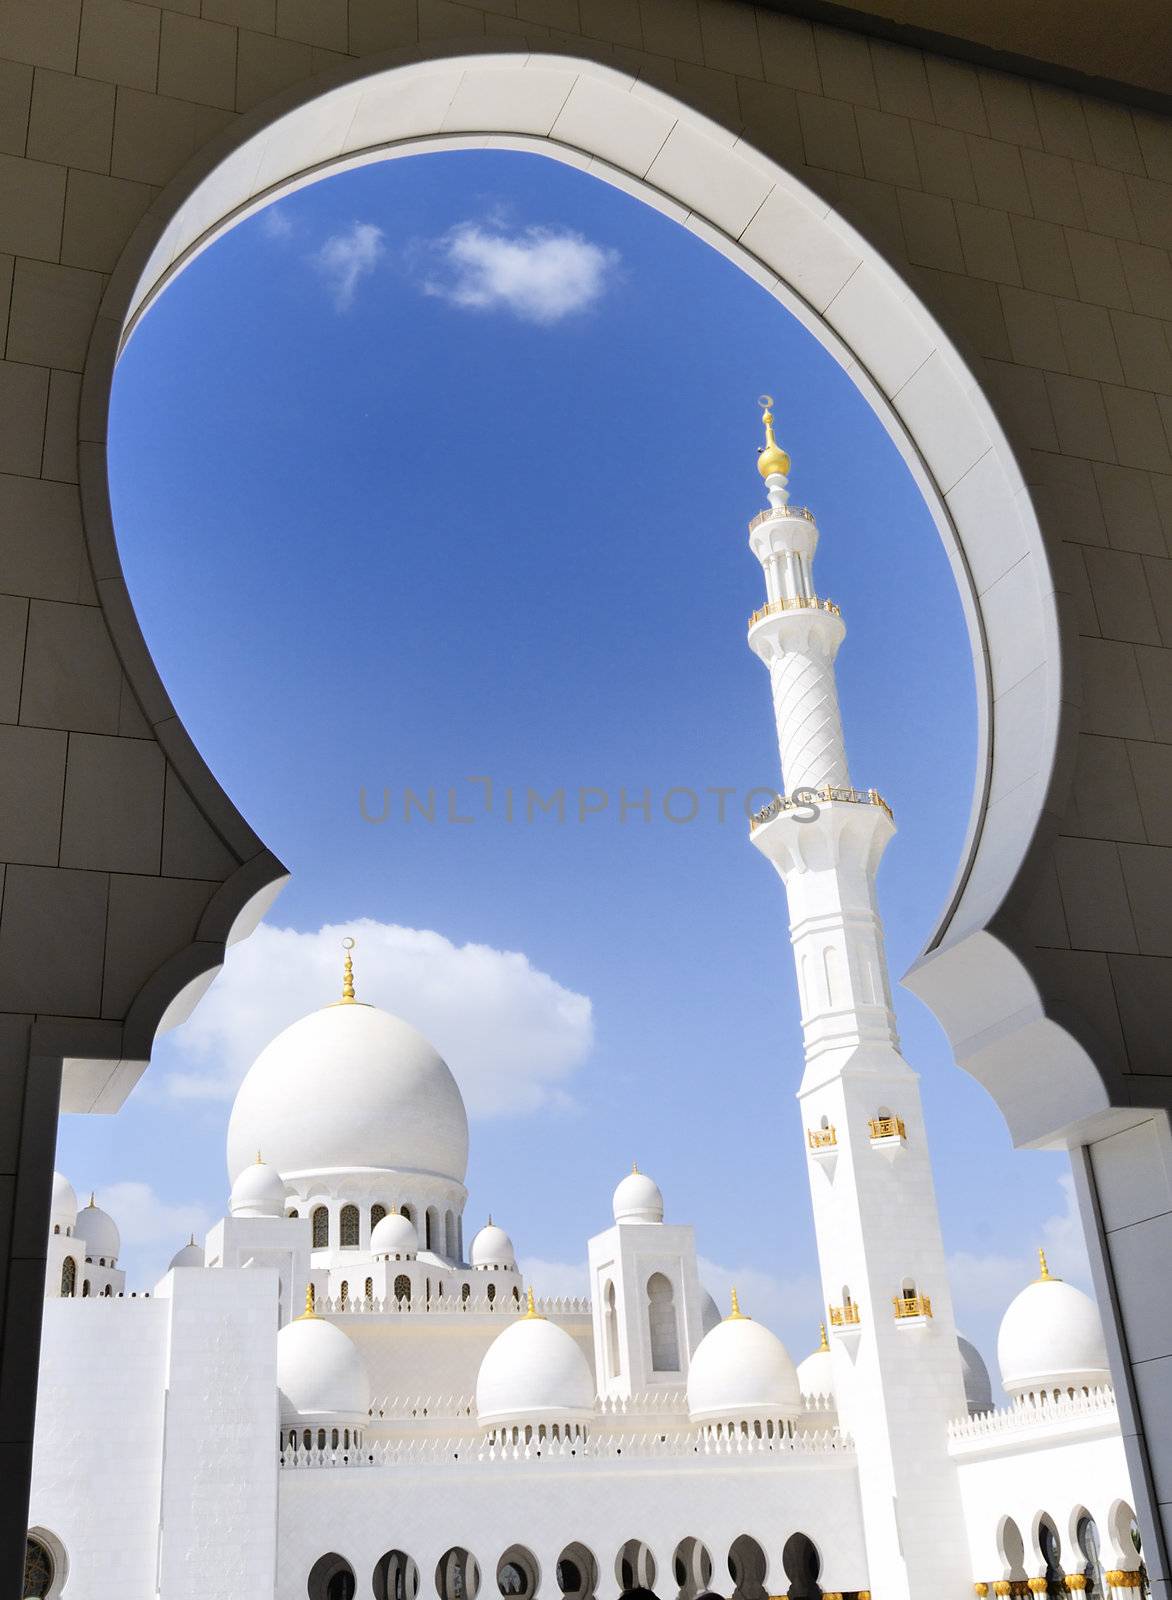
[744,400,969,1600]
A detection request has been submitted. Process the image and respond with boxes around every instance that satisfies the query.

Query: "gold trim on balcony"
[828,1302,861,1327]
[893,1294,933,1319]
[807,1126,837,1150]
[747,595,841,629]
[749,787,894,831]
[748,506,816,532]
[868,1115,907,1140]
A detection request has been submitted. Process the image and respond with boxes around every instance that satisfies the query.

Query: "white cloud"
[260,206,293,241]
[312,221,385,310]
[161,918,594,1117]
[420,222,620,324]
[96,1181,215,1291]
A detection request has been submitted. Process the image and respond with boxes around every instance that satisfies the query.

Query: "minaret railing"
[747,596,841,628]
[747,505,816,531]
[749,787,894,831]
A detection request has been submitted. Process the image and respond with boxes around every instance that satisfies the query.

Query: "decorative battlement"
[280,1425,853,1470]
[892,1295,932,1320]
[807,1126,837,1150]
[747,596,841,629]
[748,506,816,532]
[749,787,893,831]
[317,1291,591,1318]
[829,1302,861,1327]
[947,1386,1117,1447]
[367,1390,694,1423]
[869,1115,906,1140]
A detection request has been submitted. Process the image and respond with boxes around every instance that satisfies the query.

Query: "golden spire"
[632,1160,639,1174]
[487,1213,493,1226]
[1037,1247,1059,1282]
[188,1233,195,1247]
[340,936,356,1004]
[88,1192,95,1208]
[819,1320,829,1352]
[728,1286,748,1321]
[296,1283,317,1320]
[256,1150,263,1165]
[524,1285,543,1320]
[756,394,791,480]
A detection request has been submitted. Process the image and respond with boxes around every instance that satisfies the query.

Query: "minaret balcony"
[749,786,894,832]
[807,1125,837,1151]
[868,1114,906,1141]
[747,595,841,633]
[892,1294,933,1324]
[747,505,816,532]
[828,1301,861,1328]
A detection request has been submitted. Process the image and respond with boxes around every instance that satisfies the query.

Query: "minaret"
[744,398,970,1600]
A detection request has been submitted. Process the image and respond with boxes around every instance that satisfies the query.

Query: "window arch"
[81,1279,90,1297]
[307,1552,356,1600]
[446,1209,457,1258]
[647,1272,680,1371]
[781,1533,821,1600]
[374,1551,420,1600]
[556,1543,597,1600]
[497,1547,539,1599]
[486,1282,496,1304]
[673,1537,712,1600]
[436,1548,480,1600]
[311,1206,329,1248]
[1037,1516,1065,1600]
[23,1535,57,1599]
[394,1274,411,1305]
[364,1277,373,1305]
[339,1280,349,1310]
[425,1206,439,1252]
[729,1534,768,1600]
[615,1540,655,1595]
[59,1258,75,1297]
[340,1204,359,1248]
[1074,1512,1105,1600]
[371,1203,387,1232]
[604,1280,621,1379]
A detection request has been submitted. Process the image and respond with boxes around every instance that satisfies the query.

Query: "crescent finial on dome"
[297,1283,317,1320]
[524,1285,542,1320]
[728,1285,748,1320]
[340,937,356,1004]
[756,394,791,480]
[819,1320,829,1352]
[1037,1246,1059,1281]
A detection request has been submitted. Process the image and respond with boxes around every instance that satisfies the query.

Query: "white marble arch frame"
[77,45,1120,1150]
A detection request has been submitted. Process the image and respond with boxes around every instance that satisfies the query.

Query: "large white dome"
[687,1295,802,1424]
[77,1197,120,1264]
[277,1313,371,1424]
[50,1172,77,1235]
[476,1300,595,1429]
[997,1258,1110,1398]
[226,1002,469,1186]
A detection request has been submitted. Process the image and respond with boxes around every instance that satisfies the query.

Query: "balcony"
[893,1294,933,1321]
[750,787,894,832]
[828,1302,861,1327]
[747,595,841,630]
[868,1115,906,1141]
[807,1126,837,1151]
[747,505,816,532]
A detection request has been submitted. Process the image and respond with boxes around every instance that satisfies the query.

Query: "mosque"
[27,410,1145,1600]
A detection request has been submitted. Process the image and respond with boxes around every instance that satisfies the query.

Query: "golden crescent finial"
[632,1160,638,1174]
[524,1285,541,1319]
[297,1283,317,1320]
[819,1320,829,1352]
[340,936,356,1004]
[756,393,791,480]
[1037,1247,1052,1281]
[729,1285,747,1320]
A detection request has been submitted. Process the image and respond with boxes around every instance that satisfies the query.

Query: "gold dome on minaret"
[756,395,791,479]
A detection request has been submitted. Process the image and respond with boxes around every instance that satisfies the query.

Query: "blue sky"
[57,148,1084,1383]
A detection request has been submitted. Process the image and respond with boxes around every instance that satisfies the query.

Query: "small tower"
[743,398,969,1600]
[587,1165,707,1400]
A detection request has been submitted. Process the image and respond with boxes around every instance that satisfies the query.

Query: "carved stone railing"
[749,787,893,831]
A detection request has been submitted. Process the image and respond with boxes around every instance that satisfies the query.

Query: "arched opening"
[615,1540,656,1596]
[374,1551,421,1600]
[340,1204,360,1247]
[436,1548,480,1600]
[311,1206,329,1249]
[371,1203,387,1232]
[81,1280,90,1298]
[557,1543,598,1600]
[497,1547,539,1599]
[1037,1515,1065,1599]
[308,1553,357,1600]
[445,1209,457,1258]
[394,1274,411,1306]
[672,1538,712,1600]
[604,1280,621,1380]
[59,1258,75,1298]
[781,1534,821,1600]
[646,1273,679,1372]
[728,1536,767,1600]
[997,1516,1028,1582]
[339,1280,349,1310]
[1072,1511,1105,1600]
[23,1530,65,1600]
[364,1276,373,1305]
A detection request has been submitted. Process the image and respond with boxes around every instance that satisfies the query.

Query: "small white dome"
[476,1298,595,1429]
[997,1256,1110,1398]
[958,1334,993,1415]
[77,1197,120,1263]
[227,1001,469,1187]
[612,1166,663,1224]
[687,1294,802,1424]
[797,1329,835,1410]
[469,1219,515,1270]
[277,1313,370,1425]
[229,1157,288,1218]
[370,1210,418,1259]
[168,1238,205,1270]
[50,1172,78,1235]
